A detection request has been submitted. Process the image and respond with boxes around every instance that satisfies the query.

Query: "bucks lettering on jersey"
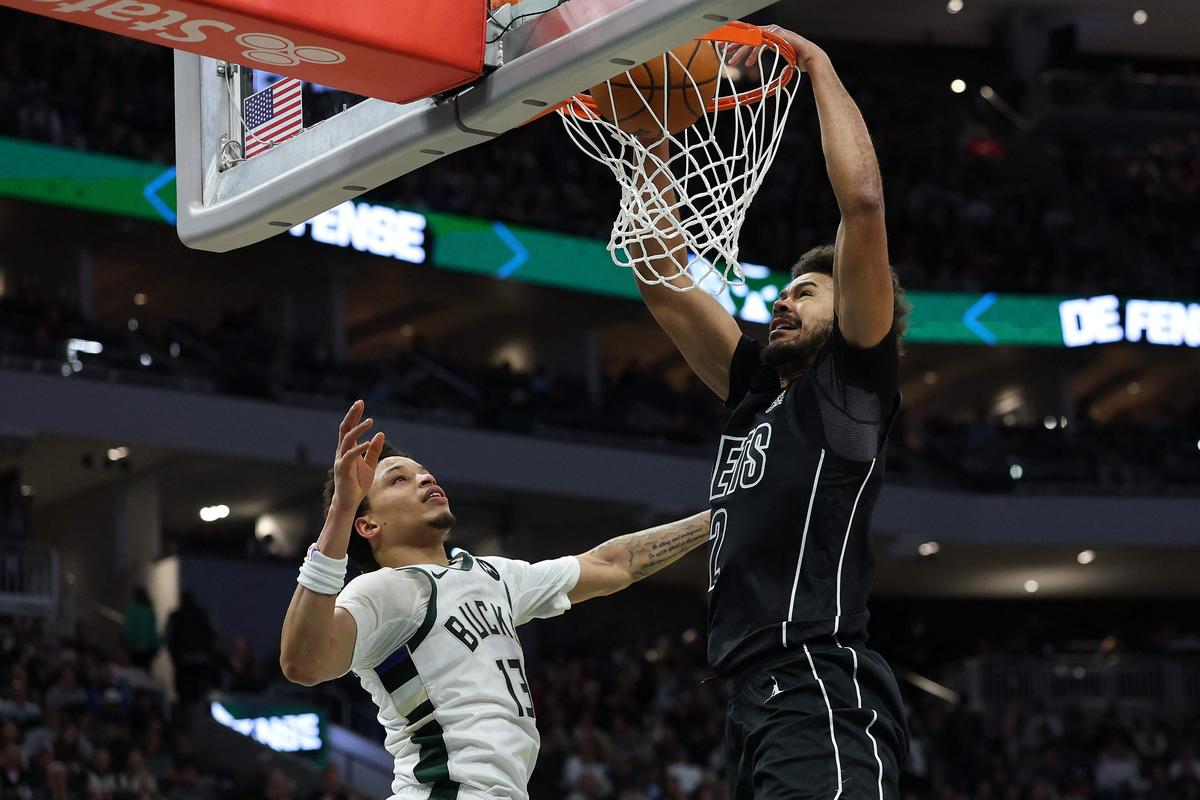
[336,551,579,800]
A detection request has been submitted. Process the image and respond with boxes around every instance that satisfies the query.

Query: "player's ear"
[354,516,378,539]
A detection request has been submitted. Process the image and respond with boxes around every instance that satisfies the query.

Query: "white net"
[557,26,798,294]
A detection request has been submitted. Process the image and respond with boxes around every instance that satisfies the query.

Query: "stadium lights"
[1077,550,1096,565]
[106,447,129,462]
[918,541,940,557]
[1043,416,1058,430]
[128,318,139,332]
[134,292,148,306]
[947,0,963,14]
[980,85,995,99]
[951,79,967,94]
[1009,464,1024,480]
[139,354,153,367]
[1024,579,1040,593]
[1133,9,1148,25]
[200,504,231,522]
[66,338,103,356]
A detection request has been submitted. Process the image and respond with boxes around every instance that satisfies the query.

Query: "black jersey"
[707,320,900,675]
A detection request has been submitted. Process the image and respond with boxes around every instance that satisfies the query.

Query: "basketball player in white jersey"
[280,400,711,800]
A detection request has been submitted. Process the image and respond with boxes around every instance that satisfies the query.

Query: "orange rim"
[555,21,798,119]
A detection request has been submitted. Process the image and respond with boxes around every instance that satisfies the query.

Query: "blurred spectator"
[165,593,216,706]
[219,638,265,694]
[85,748,116,797]
[303,764,348,800]
[1095,738,1142,797]
[165,761,216,800]
[39,760,75,800]
[1169,743,1200,785]
[115,749,157,798]
[0,470,31,541]
[1,741,33,800]
[121,588,161,672]
[0,678,41,726]
[43,670,86,715]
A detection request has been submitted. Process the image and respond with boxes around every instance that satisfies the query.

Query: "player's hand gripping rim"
[725,25,827,73]
[332,399,386,513]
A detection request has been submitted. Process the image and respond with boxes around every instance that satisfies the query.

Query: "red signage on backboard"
[2,0,485,103]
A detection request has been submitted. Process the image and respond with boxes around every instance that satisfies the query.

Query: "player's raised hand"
[726,25,827,73]
[332,400,386,512]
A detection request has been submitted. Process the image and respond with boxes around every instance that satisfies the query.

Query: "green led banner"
[0,137,177,223]
[425,215,1068,347]
[0,136,1071,347]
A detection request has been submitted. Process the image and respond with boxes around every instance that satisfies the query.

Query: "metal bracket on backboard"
[175,0,781,252]
[484,0,578,67]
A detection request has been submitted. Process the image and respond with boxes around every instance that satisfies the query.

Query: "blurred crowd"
[3,278,1198,495]
[921,416,1200,493]
[394,627,1200,800]
[0,609,224,800]
[1061,134,1200,298]
[11,599,1200,800]
[2,11,1198,297]
[0,599,349,800]
[0,10,174,164]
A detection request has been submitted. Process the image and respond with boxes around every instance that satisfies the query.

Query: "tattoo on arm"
[588,512,711,582]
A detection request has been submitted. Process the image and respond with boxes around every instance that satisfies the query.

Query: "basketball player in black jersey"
[631,28,911,799]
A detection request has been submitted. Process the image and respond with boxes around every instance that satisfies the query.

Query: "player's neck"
[777,365,805,388]
[376,541,450,569]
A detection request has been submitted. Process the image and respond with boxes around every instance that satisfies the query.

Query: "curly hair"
[791,244,911,354]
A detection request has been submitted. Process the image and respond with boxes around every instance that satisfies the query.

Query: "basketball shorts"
[723,639,908,800]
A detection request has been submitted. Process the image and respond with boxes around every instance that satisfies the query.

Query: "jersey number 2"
[708,508,728,592]
[495,658,535,718]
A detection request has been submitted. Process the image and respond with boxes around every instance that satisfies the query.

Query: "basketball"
[589,40,721,137]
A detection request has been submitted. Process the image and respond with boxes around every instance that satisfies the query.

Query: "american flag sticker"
[243,77,303,159]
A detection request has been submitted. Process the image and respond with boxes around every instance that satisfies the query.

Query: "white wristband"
[297,544,348,595]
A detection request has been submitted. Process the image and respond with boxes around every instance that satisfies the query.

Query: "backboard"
[174,0,783,252]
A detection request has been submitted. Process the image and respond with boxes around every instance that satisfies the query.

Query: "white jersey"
[335,551,580,800]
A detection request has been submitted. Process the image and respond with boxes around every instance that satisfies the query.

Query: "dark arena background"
[2,1,1199,798]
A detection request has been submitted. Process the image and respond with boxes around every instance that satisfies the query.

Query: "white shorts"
[392,786,505,800]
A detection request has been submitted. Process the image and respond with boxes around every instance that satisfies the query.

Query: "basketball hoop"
[557,22,799,294]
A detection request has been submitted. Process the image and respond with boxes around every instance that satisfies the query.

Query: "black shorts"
[723,640,908,800]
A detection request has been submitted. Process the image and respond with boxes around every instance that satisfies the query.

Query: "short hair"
[322,442,408,573]
[791,244,911,354]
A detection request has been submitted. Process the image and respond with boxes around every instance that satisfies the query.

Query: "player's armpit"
[833,215,894,349]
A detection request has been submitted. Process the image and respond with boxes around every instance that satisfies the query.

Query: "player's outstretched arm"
[568,509,711,602]
[738,29,894,347]
[628,142,743,401]
[280,400,385,687]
